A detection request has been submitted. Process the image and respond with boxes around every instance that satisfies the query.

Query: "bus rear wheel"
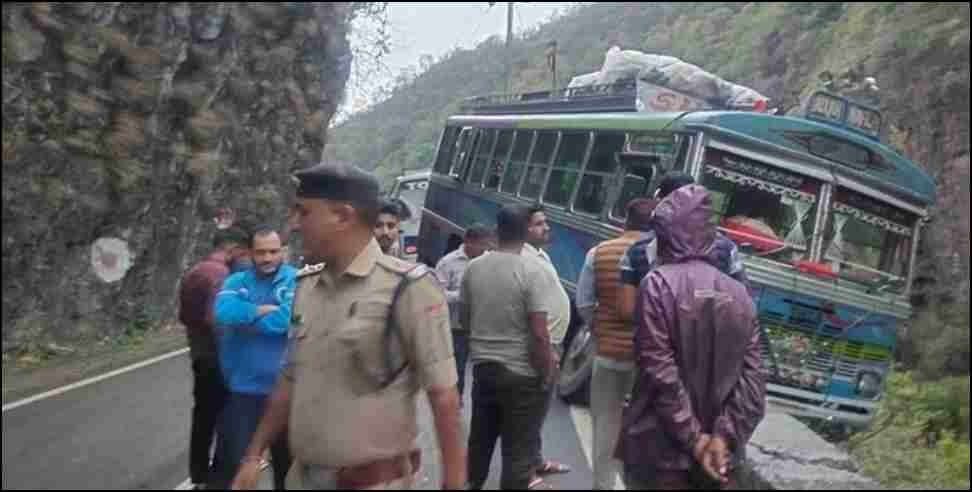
[558,323,593,406]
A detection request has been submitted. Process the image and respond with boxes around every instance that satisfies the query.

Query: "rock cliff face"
[2,2,354,352]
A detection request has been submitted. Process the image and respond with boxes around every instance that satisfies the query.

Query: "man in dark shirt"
[177,227,250,490]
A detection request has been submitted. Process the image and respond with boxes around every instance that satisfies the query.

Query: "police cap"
[293,160,381,203]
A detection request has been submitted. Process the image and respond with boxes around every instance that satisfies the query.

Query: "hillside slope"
[328,1,969,307]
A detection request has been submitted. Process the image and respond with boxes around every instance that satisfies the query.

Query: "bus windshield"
[823,188,915,293]
[700,148,822,265]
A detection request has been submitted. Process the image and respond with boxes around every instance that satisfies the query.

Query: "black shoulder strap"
[380,265,431,388]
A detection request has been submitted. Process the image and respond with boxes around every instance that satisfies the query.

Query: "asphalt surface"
[3,353,594,490]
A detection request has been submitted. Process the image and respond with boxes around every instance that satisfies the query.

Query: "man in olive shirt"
[462,205,559,490]
[231,161,465,490]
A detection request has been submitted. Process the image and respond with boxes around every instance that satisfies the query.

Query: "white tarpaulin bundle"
[568,47,770,112]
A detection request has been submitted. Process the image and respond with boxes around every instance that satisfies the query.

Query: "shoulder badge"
[376,253,414,275]
[297,262,325,278]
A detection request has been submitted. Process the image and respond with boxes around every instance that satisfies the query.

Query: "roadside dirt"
[2,324,188,405]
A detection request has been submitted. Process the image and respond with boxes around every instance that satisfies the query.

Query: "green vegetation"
[839,301,971,489]
[849,372,970,489]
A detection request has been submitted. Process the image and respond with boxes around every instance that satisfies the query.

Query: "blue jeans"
[212,393,291,490]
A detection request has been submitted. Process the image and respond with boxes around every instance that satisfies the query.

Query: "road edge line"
[2,347,190,413]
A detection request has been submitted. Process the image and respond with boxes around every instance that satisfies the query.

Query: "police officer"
[231,161,466,490]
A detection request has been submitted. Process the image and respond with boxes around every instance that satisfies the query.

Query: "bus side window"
[544,132,590,207]
[434,127,460,175]
[575,132,624,216]
[468,129,497,186]
[611,174,649,220]
[450,128,478,180]
[485,130,514,190]
[610,154,657,221]
[670,133,693,174]
[501,131,534,195]
[520,131,558,200]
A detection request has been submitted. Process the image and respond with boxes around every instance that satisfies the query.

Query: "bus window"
[520,131,558,200]
[501,131,534,194]
[468,129,497,187]
[626,131,689,175]
[434,127,460,175]
[612,174,649,220]
[609,153,657,222]
[700,148,822,265]
[449,128,475,179]
[486,130,514,190]
[823,189,915,293]
[576,132,625,216]
[544,132,590,207]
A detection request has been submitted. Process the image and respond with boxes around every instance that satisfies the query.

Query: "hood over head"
[653,184,718,264]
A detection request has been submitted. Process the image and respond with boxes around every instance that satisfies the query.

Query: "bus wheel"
[558,323,593,407]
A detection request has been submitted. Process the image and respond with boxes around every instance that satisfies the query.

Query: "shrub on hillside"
[902,302,971,379]
[850,372,970,489]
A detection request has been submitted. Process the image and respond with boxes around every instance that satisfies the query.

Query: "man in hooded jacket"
[617,184,766,490]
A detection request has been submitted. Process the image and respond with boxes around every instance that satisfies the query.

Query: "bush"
[902,302,971,379]
[850,372,970,489]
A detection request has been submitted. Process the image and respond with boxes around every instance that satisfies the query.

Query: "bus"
[415,80,936,426]
[389,170,431,263]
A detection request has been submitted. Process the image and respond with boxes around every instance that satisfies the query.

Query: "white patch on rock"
[91,237,133,283]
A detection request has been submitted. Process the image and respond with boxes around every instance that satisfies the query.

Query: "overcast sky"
[343,2,576,114]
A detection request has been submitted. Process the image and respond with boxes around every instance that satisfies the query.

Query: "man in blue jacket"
[212,225,297,490]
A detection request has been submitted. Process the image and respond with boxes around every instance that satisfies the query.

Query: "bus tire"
[558,323,594,407]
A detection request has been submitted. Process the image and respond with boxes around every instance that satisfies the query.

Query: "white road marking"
[569,405,594,468]
[569,404,625,490]
[2,348,190,414]
[174,478,193,490]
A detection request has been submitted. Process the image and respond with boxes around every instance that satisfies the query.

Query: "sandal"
[537,460,572,476]
[528,476,554,490]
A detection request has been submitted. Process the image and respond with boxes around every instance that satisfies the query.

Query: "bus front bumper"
[766,383,879,428]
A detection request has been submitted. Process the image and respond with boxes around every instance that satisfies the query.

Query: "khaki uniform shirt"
[284,238,457,468]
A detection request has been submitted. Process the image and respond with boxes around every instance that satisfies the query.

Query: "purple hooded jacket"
[617,184,766,472]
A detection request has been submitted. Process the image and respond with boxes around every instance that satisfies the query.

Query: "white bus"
[389,170,431,262]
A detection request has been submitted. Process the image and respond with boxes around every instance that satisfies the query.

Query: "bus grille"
[761,322,891,391]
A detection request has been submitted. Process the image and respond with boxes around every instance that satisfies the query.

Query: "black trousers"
[453,330,470,398]
[467,362,550,490]
[190,358,228,486]
[624,465,739,490]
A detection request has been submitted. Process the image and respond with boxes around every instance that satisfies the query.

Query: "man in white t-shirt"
[523,205,572,482]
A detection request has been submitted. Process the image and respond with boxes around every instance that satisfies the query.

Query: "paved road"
[3,353,595,490]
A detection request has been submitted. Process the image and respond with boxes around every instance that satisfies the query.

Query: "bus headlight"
[856,372,882,399]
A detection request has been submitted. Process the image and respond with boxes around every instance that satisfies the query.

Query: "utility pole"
[546,40,558,91]
[506,2,514,94]
[489,1,516,94]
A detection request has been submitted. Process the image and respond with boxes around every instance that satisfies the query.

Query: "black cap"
[293,160,381,203]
